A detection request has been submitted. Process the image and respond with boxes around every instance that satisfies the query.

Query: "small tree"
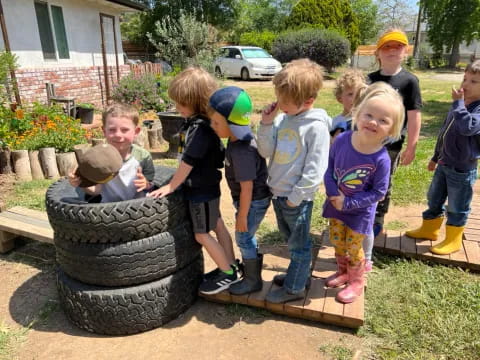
[0,51,18,103]
[272,28,350,72]
[147,11,219,71]
[239,31,277,52]
[286,0,359,52]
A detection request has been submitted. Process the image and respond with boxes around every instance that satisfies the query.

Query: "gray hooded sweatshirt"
[257,108,331,206]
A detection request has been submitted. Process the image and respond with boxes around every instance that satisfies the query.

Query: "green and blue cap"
[209,86,253,140]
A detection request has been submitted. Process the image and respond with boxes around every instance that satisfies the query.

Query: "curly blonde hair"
[168,66,218,116]
[333,68,366,99]
[352,82,405,141]
[273,59,324,106]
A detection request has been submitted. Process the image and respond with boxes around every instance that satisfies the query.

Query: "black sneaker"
[199,269,240,295]
[203,259,243,281]
[203,267,221,281]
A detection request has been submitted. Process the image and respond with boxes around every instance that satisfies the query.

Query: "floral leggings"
[329,218,365,265]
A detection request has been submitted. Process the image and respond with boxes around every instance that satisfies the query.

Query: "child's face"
[461,71,480,104]
[337,86,356,114]
[276,92,313,116]
[356,97,395,142]
[175,102,194,118]
[377,41,407,67]
[210,111,232,138]
[103,115,139,155]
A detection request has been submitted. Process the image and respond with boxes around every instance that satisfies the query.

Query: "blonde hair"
[272,58,324,106]
[352,82,404,141]
[374,28,408,67]
[168,66,218,116]
[334,68,366,99]
[466,60,480,74]
[102,103,139,127]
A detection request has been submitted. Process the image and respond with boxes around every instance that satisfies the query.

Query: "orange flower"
[15,109,24,119]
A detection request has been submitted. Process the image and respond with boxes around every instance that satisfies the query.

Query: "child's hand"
[286,199,296,208]
[452,86,464,101]
[133,167,149,192]
[236,215,248,232]
[147,184,172,199]
[261,101,279,125]
[427,160,437,172]
[329,192,345,211]
[68,166,81,187]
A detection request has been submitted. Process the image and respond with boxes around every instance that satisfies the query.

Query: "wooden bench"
[0,206,53,253]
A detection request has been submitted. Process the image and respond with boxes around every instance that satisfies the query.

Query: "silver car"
[214,46,282,80]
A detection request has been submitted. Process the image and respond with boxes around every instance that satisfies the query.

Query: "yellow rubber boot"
[430,225,464,255]
[405,217,443,241]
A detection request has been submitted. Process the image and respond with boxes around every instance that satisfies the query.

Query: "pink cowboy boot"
[325,255,349,288]
[336,260,365,304]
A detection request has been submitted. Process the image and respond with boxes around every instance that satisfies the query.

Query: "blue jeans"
[233,196,271,259]
[272,197,313,293]
[423,164,477,226]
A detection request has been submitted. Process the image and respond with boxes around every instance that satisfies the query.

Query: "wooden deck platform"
[199,241,365,329]
[373,200,480,272]
[0,206,53,253]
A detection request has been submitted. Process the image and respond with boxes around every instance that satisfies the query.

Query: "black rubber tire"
[56,255,204,335]
[55,221,201,287]
[46,165,187,244]
[241,67,250,81]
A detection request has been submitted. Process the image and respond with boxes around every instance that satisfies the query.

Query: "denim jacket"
[432,99,480,171]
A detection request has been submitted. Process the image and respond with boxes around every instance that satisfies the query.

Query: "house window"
[34,1,70,60]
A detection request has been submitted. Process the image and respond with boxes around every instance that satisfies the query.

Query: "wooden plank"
[464,240,480,266]
[384,231,401,254]
[343,289,365,327]
[230,293,249,305]
[0,211,51,230]
[415,238,433,260]
[247,271,275,309]
[311,261,337,279]
[400,232,417,255]
[199,290,232,304]
[322,287,345,325]
[302,278,327,321]
[0,216,53,244]
[0,231,16,253]
[265,276,285,314]
[373,231,386,249]
[449,241,468,264]
[8,206,49,221]
[284,279,309,317]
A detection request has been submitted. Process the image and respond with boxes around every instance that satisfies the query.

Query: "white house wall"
[2,0,125,68]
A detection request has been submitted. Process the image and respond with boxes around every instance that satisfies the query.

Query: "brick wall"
[15,65,131,109]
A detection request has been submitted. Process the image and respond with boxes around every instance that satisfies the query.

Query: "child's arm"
[401,109,421,166]
[257,102,279,158]
[237,180,253,232]
[67,167,101,195]
[451,88,480,136]
[342,157,391,211]
[147,161,192,198]
[288,121,330,206]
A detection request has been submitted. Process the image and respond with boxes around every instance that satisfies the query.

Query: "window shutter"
[34,1,56,60]
[51,5,69,59]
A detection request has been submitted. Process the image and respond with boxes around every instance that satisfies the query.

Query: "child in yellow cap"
[368,28,423,241]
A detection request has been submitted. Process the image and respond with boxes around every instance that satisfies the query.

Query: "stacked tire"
[46,166,203,335]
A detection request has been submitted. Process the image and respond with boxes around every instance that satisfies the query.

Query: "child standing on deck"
[148,67,240,294]
[405,61,480,255]
[257,59,331,303]
[323,82,404,304]
[368,28,423,238]
[209,86,271,295]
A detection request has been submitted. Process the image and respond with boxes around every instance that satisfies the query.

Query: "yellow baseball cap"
[376,31,409,50]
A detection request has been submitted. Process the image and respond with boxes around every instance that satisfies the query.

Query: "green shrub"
[111,73,169,112]
[239,31,277,53]
[271,28,350,72]
[0,51,18,103]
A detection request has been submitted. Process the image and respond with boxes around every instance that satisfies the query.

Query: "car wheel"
[214,66,222,78]
[241,68,250,81]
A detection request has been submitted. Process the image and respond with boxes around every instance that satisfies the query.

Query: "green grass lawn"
[3,70,479,360]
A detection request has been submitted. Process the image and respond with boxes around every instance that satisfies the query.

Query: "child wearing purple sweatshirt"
[323,82,405,304]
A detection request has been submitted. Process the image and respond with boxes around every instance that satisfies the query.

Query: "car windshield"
[241,48,271,58]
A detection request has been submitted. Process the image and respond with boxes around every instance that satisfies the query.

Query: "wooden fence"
[130,63,163,77]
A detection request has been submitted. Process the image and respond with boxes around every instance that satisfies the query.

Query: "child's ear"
[305,97,315,107]
[134,126,141,136]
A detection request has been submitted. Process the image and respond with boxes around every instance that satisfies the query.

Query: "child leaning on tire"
[209,86,271,295]
[148,67,241,295]
[68,103,155,202]
[406,60,480,255]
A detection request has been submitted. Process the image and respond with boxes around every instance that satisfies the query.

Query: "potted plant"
[74,103,95,124]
